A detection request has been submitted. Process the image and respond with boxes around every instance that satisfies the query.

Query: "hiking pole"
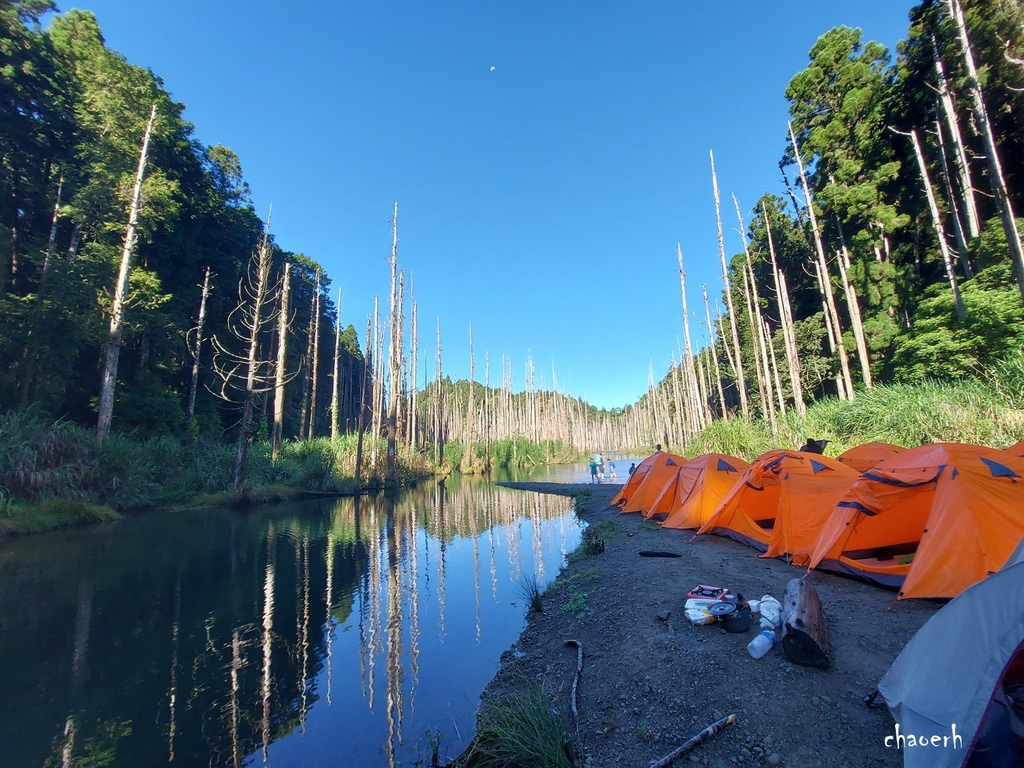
[648,713,737,768]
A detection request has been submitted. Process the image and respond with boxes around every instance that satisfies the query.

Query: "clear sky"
[65,1,917,409]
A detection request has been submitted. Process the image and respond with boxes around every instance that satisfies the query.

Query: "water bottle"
[747,629,776,659]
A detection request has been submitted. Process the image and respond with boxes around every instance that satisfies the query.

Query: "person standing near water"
[628,463,636,476]
[609,461,617,480]
[589,458,599,483]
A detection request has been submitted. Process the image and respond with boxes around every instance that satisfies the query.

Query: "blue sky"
[68,1,916,409]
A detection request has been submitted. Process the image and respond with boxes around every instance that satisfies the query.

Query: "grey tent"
[877,554,1024,766]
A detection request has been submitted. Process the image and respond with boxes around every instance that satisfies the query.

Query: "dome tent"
[808,443,1024,599]
[876,548,1024,766]
[658,453,750,530]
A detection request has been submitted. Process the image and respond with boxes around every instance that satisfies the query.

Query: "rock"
[768,753,781,765]
[821,695,832,705]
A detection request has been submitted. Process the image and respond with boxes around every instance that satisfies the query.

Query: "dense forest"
[1,0,1024,519]
[636,0,1024,448]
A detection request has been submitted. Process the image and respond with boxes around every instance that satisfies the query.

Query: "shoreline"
[471,481,938,767]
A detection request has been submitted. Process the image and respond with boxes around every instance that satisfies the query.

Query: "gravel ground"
[474,481,939,768]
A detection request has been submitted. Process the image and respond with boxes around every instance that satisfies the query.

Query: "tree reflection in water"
[0,477,581,768]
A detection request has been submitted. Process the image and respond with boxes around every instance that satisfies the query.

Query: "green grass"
[561,584,589,621]
[462,685,577,768]
[517,572,544,613]
[684,375,1024,461]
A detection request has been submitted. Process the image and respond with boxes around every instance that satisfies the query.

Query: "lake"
[0,473,594,767]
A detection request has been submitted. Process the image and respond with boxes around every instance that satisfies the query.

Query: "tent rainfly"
[808,443,1024,600]
[877,551,1024,766]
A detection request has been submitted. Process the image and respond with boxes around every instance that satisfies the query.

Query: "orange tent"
[658,454,750,529]
[616,453,687,515]
[836,441,904,473]
[762,455,859,566]
[697,450,854,552]
[611,453,659,507]
[807,443,1024,599]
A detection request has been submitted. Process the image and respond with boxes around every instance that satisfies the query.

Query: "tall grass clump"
[462,685,577,768]
[0,409,97,503]
[811,379,1022,449]
[686,414,799,461]
[517,572,544,613]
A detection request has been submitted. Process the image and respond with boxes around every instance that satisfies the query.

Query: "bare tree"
[330,287,342,440]
[272,263,292,461]
[96,104,157,446]
[946,0,1024,303]
[897,127,968,321]
[710,150,749,417]
[212,217,278,491]
[187,267,212,422]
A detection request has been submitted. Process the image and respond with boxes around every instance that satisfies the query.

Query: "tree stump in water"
[781,577,831,669]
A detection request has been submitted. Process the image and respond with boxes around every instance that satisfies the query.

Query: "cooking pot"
[708,600,751,633]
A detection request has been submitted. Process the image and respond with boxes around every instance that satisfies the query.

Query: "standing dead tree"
[271,263,292,461]
[788,122,854,400]
[96,104,157,446]
[187,266,212,422]
[212,217,280,491]
[946,0,1024,303]
[710,150,749,418]
[896,127,968,321]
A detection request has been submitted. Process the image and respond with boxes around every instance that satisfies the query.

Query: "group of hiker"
[588,452,636,483]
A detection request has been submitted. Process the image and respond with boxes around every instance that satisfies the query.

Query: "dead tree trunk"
[789,122,854,400]
[409,299,418,449]
[330,287,342,440]
[307,271,321,440]
[298,278,316,437]
[677,244,707,429]
[272,263,292,461]
[97,104,157,447]
[763,207,805,416]
[703,284,728,420]
[932,33,981,241]
[781,577,831,669]
[902,127,968,321]
[733,196,772,424]
[355,317,371,485]
[463,323,476,471]
[434,317,444,466]
[933,117,975,278]
[833,222,874,388]
[386,203,400,478]
[710,150,749,418]
[946,0,1024,303]
[187,267,211,422]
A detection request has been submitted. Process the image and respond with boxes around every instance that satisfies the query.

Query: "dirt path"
[478,481,938,768]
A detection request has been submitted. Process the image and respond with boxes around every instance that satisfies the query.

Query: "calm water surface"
[0,475,585,767]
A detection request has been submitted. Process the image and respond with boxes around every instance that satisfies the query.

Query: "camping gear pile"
[615,440,1024,601]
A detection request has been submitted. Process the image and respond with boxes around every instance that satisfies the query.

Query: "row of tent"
[612,439,1024,600]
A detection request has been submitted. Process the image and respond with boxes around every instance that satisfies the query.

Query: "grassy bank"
[0,411,583,537]
[684,376,1024,461]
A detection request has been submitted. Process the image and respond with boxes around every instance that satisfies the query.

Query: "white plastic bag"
[685,607,715,626]
[758,595,782,630]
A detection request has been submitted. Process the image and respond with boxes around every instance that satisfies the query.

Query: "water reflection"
[0,478,581,767]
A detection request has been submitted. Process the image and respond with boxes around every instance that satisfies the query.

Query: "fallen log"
[781,577,831,668]
[649,714,737,768]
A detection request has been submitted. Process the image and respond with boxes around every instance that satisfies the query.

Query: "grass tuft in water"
[462,685,577,768]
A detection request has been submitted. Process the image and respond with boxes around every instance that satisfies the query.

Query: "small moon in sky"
[489,66,496,72]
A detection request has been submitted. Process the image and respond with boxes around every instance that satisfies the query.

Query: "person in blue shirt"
[589,459,599,483]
